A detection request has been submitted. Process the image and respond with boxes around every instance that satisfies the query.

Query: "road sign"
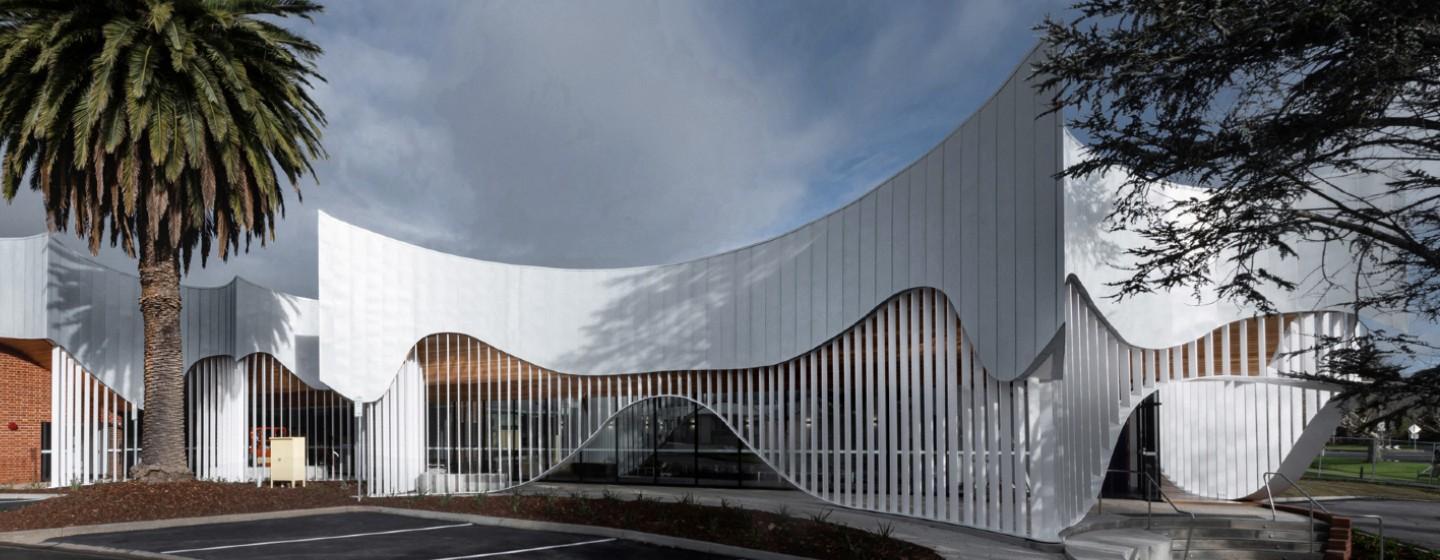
[1411,424,1422,440]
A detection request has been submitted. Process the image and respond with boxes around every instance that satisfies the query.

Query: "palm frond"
[0,0,325,263]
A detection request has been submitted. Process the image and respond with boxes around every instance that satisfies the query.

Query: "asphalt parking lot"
[1319,498,1440,551]
[51,512,732,559]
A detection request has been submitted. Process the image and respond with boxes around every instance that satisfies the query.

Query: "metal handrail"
[1261,472,1322,555]
[355,416,365,503]
[1262,471,1378,559]
[1101,468,1196,560]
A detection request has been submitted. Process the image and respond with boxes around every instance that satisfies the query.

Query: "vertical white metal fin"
[1056,284,1348,535]
[47,347,138,487]
[25,282,1328,544]
[342,292,1039,538]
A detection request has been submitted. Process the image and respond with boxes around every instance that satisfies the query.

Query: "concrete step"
[1174,539,1321,552]
[1065,529,1173,560]
[1173,550,1324,560]
[1071,513,1330,560]
[1162,527,1323,541]
[1142,517,1318,531]
[1068,540,1138,560]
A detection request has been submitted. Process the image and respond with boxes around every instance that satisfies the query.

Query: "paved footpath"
[521,482,1063,560]
[0,494,56,512]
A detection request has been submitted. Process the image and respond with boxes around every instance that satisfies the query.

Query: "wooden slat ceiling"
[0,337,52,370]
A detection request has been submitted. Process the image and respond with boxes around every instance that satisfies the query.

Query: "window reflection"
[545,396,791,490]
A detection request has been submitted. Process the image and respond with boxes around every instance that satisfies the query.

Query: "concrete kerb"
[0,494,61,501]
[0,506,363,545]
[2,540,189,560]
[1266,496,1362,503]
[0,505,812,560]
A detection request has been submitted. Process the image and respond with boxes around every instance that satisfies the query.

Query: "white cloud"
[0,0,1065,297]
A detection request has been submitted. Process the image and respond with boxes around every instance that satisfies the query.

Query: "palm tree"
[0,0,325,481]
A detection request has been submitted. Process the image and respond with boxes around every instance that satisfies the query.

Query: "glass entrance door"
[545,396,791,490]
[1101,392,1161,500]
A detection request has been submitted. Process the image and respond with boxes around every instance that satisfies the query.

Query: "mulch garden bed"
[0,481,357,530]
[0,481,939,559]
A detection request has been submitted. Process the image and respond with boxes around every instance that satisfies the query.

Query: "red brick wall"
[0,345,49,484]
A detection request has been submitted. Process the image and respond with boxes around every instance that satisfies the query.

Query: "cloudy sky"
[0,0,1068,298]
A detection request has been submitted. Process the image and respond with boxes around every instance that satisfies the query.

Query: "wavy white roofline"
[0,235,323,405]
[6,41,1392,407]
[319,46,1064,402]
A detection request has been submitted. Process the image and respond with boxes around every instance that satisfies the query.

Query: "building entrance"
[1102,393,1161,501]
[545,396,791,490]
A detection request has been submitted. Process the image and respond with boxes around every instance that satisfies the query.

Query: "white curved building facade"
[0,48,1366,541]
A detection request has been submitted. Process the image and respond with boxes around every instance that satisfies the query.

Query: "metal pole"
[578,398,585,483]
[652,399,659,485]
[1378,517,1385,560]
[355,411,363,502]
[693,401,699,487]
[736,428,743,489]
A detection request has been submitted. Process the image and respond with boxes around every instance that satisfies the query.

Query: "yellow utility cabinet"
[268,436,307,487]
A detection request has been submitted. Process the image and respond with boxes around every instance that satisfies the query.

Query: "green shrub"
[1354,531,1440,560]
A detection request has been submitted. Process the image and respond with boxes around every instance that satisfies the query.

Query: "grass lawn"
[1282,478,1440,501]
[1309,455,1437,483]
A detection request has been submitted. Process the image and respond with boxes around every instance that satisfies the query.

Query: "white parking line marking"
[161,522,473,554]
[429,538,618,559]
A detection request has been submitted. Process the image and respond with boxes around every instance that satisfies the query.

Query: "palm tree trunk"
[131,243,193,482]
